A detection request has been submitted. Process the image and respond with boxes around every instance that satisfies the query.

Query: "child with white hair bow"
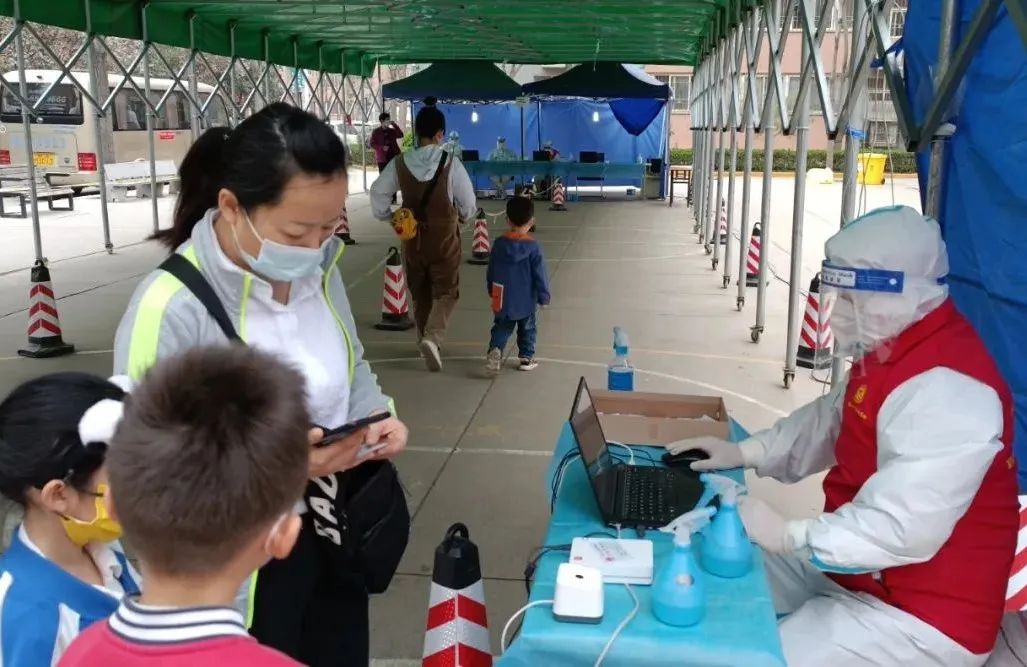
[0,372,138,665]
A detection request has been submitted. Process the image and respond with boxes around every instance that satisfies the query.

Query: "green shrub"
[670,146,917,174]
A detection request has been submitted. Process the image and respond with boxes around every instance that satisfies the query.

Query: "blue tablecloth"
[498,422,786,667]
[464,160,645,191]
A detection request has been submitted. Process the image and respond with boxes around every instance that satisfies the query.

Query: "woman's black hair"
[0,373,125,505]
[158,102,349,249]
[415,96,446,140]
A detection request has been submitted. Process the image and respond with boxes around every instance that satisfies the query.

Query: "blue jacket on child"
[486,233,551,321]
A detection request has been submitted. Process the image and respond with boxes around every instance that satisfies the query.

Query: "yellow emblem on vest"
[853,384,868,404]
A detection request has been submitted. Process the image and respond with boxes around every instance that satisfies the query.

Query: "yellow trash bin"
[857,153,887,185]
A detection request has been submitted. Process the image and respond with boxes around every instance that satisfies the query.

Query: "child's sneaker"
[485,348,503,377]
[519,358,539,372]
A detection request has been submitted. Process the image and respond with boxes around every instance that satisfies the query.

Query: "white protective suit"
[443,131,464,160]
[672,207,1011,667]
[488,137,517,197]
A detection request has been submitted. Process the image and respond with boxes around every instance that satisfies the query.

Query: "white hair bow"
[77,374,132,446]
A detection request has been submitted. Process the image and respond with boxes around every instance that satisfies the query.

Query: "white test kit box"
[569,537,654,585]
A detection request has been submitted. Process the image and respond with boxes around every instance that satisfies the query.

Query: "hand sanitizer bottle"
[608,327,634,391]
[652,506,716,627]
[698,473,754,578]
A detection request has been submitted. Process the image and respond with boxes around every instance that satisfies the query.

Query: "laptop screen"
[569,378,615,516]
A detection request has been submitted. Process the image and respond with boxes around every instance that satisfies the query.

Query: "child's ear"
[38,479,75,515]
[266,513,302,560]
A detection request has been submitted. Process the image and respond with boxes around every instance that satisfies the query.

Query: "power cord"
[594,583,640,667]
[501,599,554,653]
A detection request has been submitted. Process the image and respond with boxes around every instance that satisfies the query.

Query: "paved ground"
[0,173,921,663]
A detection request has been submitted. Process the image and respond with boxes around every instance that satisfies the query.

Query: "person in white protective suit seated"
[668,205,1019,666]
[443,130,464,159]
[488,136,517,198]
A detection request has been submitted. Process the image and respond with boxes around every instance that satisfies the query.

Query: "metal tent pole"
[737,10,757,310]
[13,1,41,262]
[84,0,112,253]
[705,39,722,256]
[698,57,711,243]
[188,13,200,140]
[752,0,781,345]
[692,62,704,236]
[141,1,159,235]
[783,0,815,388]
[360,77,369,192]
[712,33,727,269]
[723,26,740,288]
[229,23,239,125]
[925,0,958,217]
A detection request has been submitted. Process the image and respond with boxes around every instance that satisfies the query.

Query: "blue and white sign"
[821,263,905,293]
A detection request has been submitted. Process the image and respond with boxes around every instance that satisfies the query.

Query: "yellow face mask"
[60,483,123,547]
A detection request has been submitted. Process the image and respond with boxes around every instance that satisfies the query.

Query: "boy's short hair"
[378,112,390,122]
[109,346,310,576]
[506,196,534,226]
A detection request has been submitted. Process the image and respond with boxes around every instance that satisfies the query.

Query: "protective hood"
[492,234,536,263]
[401,144,448,182]
[823,205,949,356]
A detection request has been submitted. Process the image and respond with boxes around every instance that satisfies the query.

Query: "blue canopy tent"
[381,61,521,102]
[904,4,1027,489]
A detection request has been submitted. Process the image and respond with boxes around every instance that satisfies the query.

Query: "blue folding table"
[498,422,786,667]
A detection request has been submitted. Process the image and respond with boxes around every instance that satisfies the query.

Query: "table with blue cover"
[463,160,645,193]
[498,422,785,667]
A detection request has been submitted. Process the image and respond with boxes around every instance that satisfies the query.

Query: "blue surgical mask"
[233,210,326,282]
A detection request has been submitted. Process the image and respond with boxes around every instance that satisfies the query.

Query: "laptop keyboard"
[618,466,679,524]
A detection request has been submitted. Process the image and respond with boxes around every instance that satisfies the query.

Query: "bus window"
[202,93,230,127]
[1,82,84,125]
[112,89,146,131]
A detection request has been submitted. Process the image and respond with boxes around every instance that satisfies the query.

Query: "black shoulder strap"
[158,253,242,342]
[416,151,448,219]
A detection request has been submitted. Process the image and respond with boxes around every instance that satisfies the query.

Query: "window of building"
[654,74,691,113]
[788,0,836,32]
[890,4,908,39]
[868,120,899,147]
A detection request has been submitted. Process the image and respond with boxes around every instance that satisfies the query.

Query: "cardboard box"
[591,390,729,446]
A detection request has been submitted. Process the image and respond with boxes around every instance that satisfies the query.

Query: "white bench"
[0,169,75,218]
[105,160,180,202]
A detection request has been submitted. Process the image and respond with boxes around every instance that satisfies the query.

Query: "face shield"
[821,206,950,363]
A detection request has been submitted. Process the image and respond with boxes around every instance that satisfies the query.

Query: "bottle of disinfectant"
[652,506,716,627]
[608,327,634,391]
[698,474,753,578]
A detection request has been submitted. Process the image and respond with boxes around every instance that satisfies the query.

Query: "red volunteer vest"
[823,300,1018,654]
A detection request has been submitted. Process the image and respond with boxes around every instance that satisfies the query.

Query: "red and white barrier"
[718,202,728,245]
[745,223,762,287]
[550,180,567,211]
[422,524,492,667]
[468,209,491,266]
[19,261,74,359]
[796,273,833,370]
[375,247,414,331]
[335,205,356,245]
[1006,497,1027,611]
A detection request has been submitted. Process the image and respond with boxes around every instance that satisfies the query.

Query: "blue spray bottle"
[652,506,716,627]
[698,473,753,578]
[608,327,634,391]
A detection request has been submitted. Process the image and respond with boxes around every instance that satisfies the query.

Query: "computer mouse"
[662,448,710,468]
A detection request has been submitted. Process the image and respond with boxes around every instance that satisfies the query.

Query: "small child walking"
[485,197,551,375]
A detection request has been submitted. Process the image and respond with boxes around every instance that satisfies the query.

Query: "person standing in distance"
[370,98,476,372]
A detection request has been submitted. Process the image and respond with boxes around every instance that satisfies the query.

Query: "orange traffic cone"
[745,223,763,287]
[422,524,492,667]
[468,209,491,266]
[1005,496,1027,611]
[375,247,415,331]
[796,274,833,370]
[18,261,75,359]
[550,179,567,211]
[335,204,356,245]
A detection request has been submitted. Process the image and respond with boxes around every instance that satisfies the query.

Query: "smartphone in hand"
[314,412,391,448]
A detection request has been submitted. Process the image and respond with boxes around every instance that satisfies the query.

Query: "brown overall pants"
[396,154,461,346]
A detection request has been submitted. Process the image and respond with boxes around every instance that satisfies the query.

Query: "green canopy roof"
[1,0,744,76]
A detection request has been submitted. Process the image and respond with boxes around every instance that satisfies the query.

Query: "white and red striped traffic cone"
[335,204,356,245]
[718,200,728,245]
[468,209,491,266]
[1006,496,1027,611]
[422,524,492,667]
[18,261,75,359]
[375,247,415,331]
[745,222,763,287]
[549,179,567,212]
[796,274,833,370]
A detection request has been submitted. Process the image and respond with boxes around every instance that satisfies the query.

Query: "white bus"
[0,69,229,191]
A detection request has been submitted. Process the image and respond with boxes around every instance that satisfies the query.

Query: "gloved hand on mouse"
[665,435,767,472]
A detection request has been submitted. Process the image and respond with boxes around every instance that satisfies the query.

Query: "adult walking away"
[113,103,409,667]
[370,99,476,372]
[369,112,404,174]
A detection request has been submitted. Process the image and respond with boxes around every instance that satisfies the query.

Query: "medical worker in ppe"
[669,206,1018,666]
[488,136,517,198]
[443,131,464,159]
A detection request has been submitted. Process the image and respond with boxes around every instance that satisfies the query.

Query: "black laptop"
[568,377,703,529]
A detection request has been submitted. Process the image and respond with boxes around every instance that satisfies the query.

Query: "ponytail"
[154,104,347,251]
[157,126,231,249]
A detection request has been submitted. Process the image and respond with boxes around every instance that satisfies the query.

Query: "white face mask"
[233,210,327,282]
